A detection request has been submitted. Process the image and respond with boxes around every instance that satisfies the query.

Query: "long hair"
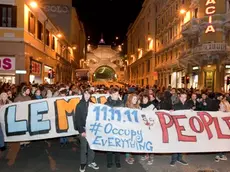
[126,93,139,109]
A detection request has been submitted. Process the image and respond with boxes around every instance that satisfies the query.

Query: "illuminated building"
[0,0,86,84]
[127,0,230,92]
[127,0,156,86]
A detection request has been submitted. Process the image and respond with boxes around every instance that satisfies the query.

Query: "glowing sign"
[205,0,216,33]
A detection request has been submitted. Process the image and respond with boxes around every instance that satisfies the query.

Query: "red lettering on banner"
[197,112,213,139]
[213,118,230,139]
[189,116,204,133]
[172,115,197,142]
[222,116,230,129]
[155,112,173,143]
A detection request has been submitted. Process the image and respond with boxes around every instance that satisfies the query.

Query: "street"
[0,139,229,172]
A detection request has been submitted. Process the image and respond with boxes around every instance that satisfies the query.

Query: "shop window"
[0,5,17,27]
[37,20,43,41]
[51,36,55,50]
[28,11,35,34]
[45,29,50,46]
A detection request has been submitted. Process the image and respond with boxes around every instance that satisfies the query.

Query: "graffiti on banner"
[0,94,109,142]
[86,104,230,153]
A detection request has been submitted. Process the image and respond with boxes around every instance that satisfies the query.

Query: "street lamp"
[116,36,119,40]
[57,33,62,38]
[29,1,38,8]
[180,9,186,14]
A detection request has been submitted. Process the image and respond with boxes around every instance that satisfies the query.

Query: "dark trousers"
[80,136,95,165]
[107,152,120,164]
[171,153,183,162]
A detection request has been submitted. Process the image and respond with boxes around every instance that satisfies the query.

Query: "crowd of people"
[0,81,229,172]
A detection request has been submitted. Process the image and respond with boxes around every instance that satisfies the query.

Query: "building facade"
[127,0,230,92]
[127,0,156,86]
[0,0,85,84]
[83,44,124,83]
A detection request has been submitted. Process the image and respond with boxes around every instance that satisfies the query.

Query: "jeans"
[60,137,68,144]
[171,153,183,163]
[80,136,95,165]
[107,152,120,164]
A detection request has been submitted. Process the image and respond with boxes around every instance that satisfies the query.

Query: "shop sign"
[43,5,69,14]
[31,61,41,75]
[0,57,15,70]
[205,0,216,33]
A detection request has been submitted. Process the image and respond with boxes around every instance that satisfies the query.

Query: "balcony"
[181,18,199,36]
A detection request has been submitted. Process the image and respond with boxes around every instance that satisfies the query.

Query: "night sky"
[73,0,144,45]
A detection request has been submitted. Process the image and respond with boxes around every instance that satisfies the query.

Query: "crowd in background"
[0,81,229,171]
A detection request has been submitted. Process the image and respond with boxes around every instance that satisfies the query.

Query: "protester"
[125,93,139,165]
[14,86,31,148]
[170,92,190,166]
[139,94,154,165]
[75,88,99,172]
[105,87,124,169]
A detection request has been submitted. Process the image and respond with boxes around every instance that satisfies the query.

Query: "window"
[51,36,55,50]
[0,5,17,27]
[45,29,50,46]
[37,21,43,41]
[28,12,35,34]
[181,0,185,4]
[194,8,198,18]
[147,60,150,73]
[148,22,150,32]
[176,3,178,10]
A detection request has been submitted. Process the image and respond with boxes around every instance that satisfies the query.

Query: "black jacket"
[105,96,124,108]
[75,95,90,134]
[173,101,191,110]
[187,99,200,110]
[160,91,173,110]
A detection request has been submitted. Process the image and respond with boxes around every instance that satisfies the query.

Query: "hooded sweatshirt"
[74,94,90,134]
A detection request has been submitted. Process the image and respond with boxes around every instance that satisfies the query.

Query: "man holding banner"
[170,92,190,166]
[75,88,99,172]
[105,87,124,169]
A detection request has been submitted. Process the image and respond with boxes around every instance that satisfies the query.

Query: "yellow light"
[207,65,211,68]
[57,33,62,38]
[148,37,151,41]
[180,9,186,14]
[73,46,77,50]
[138,48,141,52]
[30,1,38,8]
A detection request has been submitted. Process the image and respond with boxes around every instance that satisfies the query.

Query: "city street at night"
[0,0,230,172]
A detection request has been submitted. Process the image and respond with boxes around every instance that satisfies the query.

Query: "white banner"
[86,104,230,153]
[0,94,108,142]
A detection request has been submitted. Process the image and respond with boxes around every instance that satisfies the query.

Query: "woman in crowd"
[32,89,43,100]
[139,94,154,165]
[125,93,139,165]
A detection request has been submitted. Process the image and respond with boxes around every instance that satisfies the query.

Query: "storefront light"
[192,66,199,70]
[16,70,27,74]
[207,65,211,68]
[57,33,62,38]
[226,65,230,69]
